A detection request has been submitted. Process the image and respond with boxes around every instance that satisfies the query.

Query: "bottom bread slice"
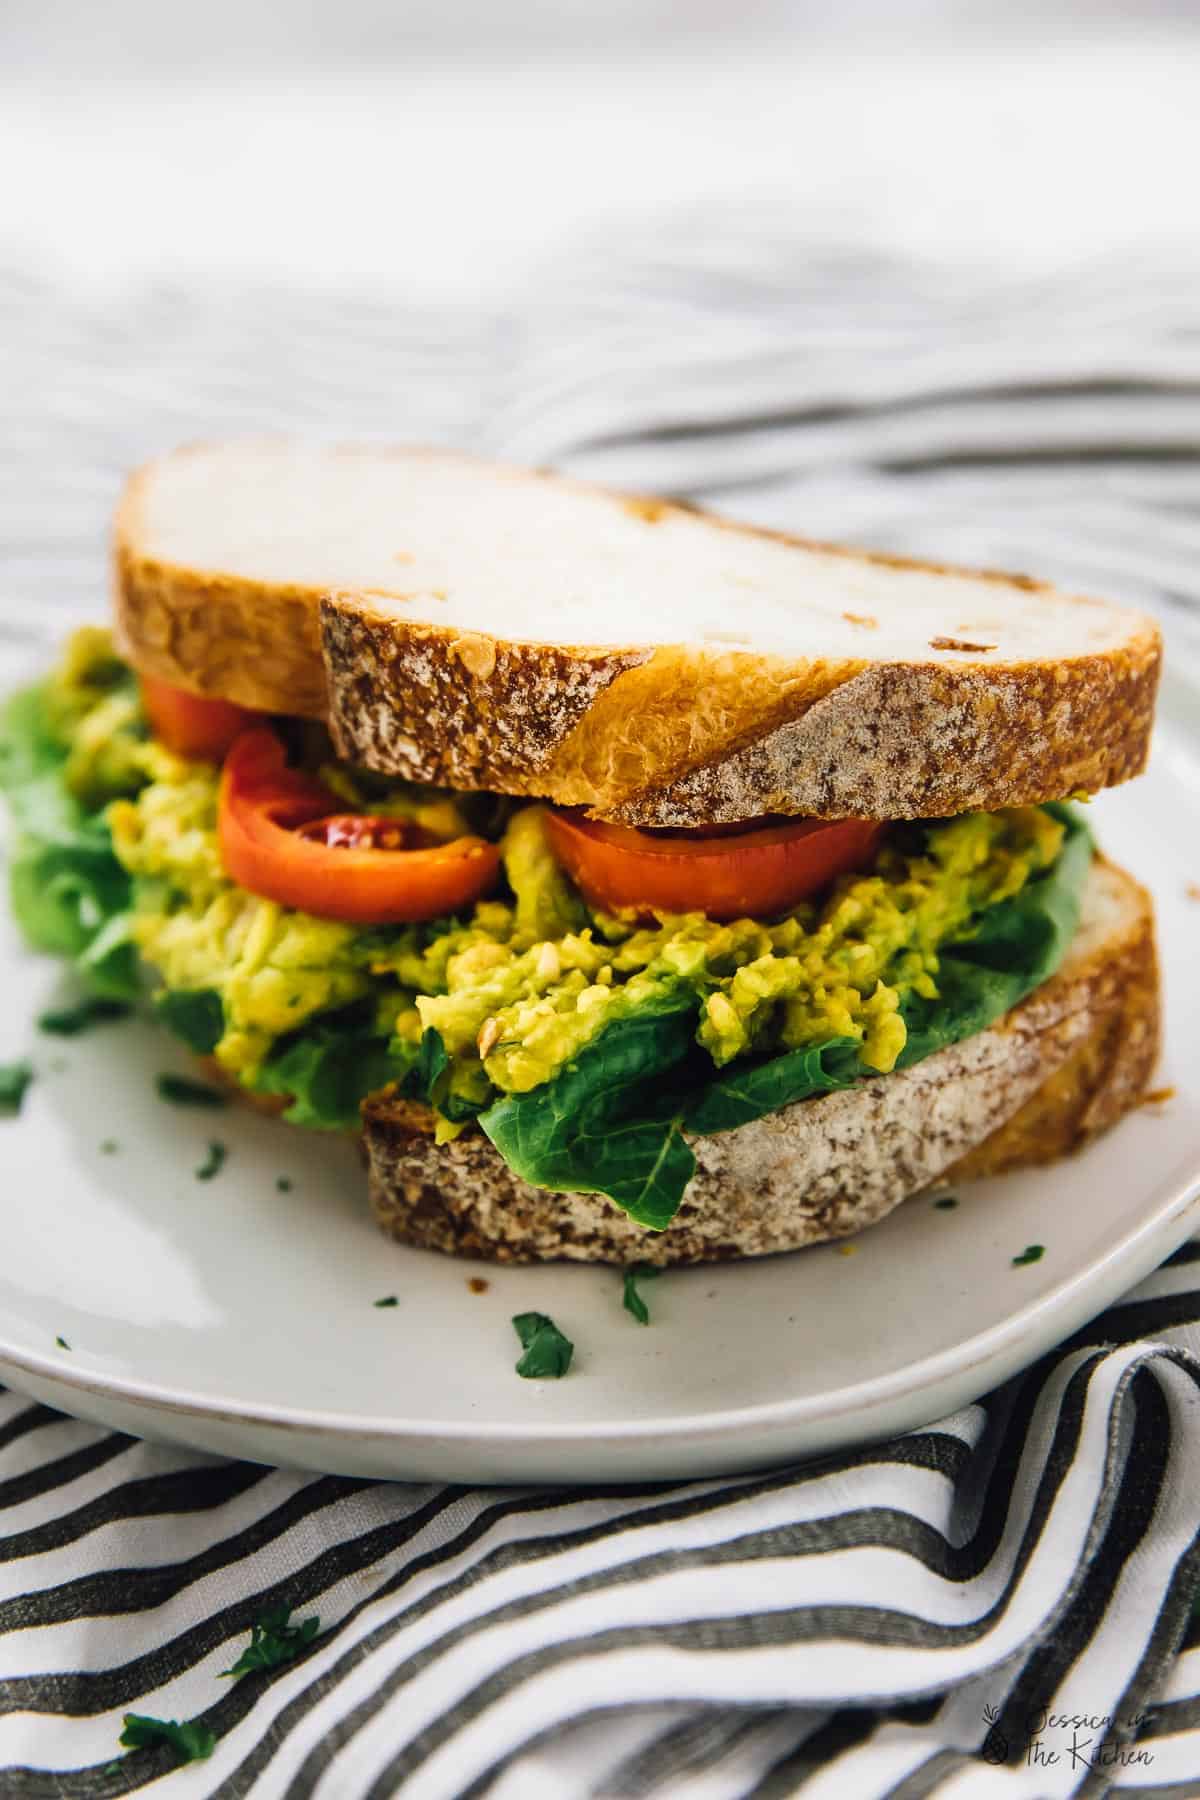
[362,857,1160,1265]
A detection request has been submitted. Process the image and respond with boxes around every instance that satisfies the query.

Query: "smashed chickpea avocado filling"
[2,631,1092,1227]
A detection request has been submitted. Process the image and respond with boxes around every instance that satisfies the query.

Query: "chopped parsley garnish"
[373,1295,399,1308]
[513,1311,574,1378]
[156,1073,228,1108]
[55,1334,70,1350]
[1012,1244,1045,1266]
[195,1141,228,1182]
[37,997,132,1036]
[221,1602,319,1679]
[276,1176,293,1192]
[118,1714,215,1762]
[0,1060,33,1115]
[933,1196,959,1211]
[621,1263,660,1325]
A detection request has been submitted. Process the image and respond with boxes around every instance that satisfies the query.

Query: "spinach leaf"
[683,1038,863,1135]
[155,987,225,1054]
[512,1312,574,1378]
[896,810,1091,1067]
[250,1005,406,1130]
[480,1002,699,1230]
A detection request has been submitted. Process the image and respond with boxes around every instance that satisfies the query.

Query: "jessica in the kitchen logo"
[981,1704,1155,1771]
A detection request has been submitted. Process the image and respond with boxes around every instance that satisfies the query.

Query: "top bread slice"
[114,439,1162,824]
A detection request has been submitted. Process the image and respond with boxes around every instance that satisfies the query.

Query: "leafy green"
[221,1603,319,1679]
[374,1295,399,1308]
[155,988,225,1054]
[250,1005,405,1130]
[37,997,132,1036]
[0,1060,33,1114]
[195,1140,228,1181]
[0,683,139,998]
[683,1038,863,1135]
[481,1002,699,1229]
[896,808,1091,1069]
[513,1312,574,1378]
[118,1714,215,1762]
[55,1334,70,1351]
[480,812,1093,1231]
[1012,1244,1045,1266]
[155,1073,228,1109]
[621,1263,660,1325]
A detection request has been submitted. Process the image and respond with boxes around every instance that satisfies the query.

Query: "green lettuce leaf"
[683,1037,863,1135]
[479,810,1093,1230]
[480,1001,699,1229]
[0,684,139,998]
[895,803,1091,1067]
[249,1005,410,1130]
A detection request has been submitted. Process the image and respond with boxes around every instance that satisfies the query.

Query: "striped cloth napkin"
[3,232,1200,1797]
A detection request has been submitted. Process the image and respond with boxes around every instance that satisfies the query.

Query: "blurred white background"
[2,0,1198,299]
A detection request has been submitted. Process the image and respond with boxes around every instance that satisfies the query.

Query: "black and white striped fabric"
[4,233,1200,1797]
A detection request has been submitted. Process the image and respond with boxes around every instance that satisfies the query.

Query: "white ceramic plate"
[2,669,1199,1485]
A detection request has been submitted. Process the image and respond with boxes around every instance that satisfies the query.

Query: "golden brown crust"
[113,442,1162,823]
[113,547,330,719]
[319,607,652,789]
[319,605,1161,827]
[360,859,1160,1265]
[604,639,1162,825]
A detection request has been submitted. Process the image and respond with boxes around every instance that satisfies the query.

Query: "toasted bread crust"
[113,442,1162,824]
[113,547,331,719]
[320,608,653,791]
[320,596,1160,822]
[360,859,1159,1264]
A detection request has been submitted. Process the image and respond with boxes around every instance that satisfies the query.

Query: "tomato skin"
[544,810,886,922]
[218,730,501,925]
[141,674,258,761]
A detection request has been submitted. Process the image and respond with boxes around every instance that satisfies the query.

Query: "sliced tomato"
[217,729,500,924]
[141,673,258,761]
[544,809,886,921]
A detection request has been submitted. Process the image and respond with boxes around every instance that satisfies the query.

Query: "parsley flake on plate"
[221,1603,320,1679]
[195,1141,228,1182]
[155,1072,228,1108]
[621,1263,660,1326]
[373,1295,399,1308]
[37,997,131,1036]
[933,1196,959,1211]
[1012,1244,1045,1267]
[0,1060,33,1115]
[55,1335,70,1351]
[513,1312,574,1378]
[118,1713,215,1763]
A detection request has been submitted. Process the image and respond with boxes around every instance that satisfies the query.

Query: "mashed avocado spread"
[1,631,1090,1226]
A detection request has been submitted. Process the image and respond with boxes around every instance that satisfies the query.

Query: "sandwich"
[0,440,1162,1265]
